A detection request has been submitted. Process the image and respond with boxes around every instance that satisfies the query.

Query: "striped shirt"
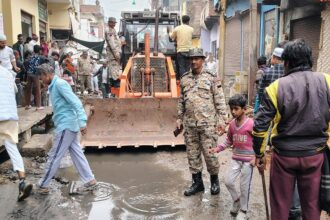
[258,63,284,103]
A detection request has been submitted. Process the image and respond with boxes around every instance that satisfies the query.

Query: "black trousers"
[176,52,190,79]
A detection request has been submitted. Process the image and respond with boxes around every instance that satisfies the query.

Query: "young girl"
[209,94,255,220]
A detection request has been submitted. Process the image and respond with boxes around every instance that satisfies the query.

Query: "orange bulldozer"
[82,10,185,149]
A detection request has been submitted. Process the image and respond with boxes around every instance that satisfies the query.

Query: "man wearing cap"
[257,47,284,106]
[177,48,227,196]
[0,34,21,76]
[77,51,92,93]
[105,17,122,97]
[167,15,193,79]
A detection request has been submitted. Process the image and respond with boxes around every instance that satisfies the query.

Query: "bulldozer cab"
[119,10,179,65]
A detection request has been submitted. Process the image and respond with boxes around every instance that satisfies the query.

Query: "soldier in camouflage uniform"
[105,17,122,97]
[177,48,227,196]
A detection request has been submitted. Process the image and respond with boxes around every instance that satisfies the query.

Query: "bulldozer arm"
[82,98,185,148]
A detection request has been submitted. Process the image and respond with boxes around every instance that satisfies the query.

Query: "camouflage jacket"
[177,69,227,127]
[105,27,121,61]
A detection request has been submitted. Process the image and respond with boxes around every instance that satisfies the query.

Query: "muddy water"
[4,149,329,220]
[0,149,265,220]
[55,150,233,220]
[82,152,185,219]
[59,150,265,220]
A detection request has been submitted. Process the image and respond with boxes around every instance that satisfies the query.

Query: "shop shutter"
[242,13,250,95]
[21,12,32,25]
[291,15,321,71]
[39,21,46,34]
[223,14,250,99]
[223,17,241,100]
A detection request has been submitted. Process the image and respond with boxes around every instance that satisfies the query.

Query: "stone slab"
[17,107,53,133]
[21,134,53,157]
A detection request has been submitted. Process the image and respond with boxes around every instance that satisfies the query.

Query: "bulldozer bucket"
[82,98,185,149]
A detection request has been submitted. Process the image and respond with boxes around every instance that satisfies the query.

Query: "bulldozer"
[81,9,185,149]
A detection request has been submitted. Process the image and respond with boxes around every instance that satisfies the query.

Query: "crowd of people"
[0,12,329,220]
[0,30,123,111]
[176,41,330,220]
[172,16,329,219]
[0,16,125,203]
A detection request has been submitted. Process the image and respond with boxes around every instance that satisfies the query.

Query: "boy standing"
[209,94,254,220]
[36,64,96,194]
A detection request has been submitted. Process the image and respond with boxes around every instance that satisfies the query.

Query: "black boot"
[184,172,205,196]
[210,175,220,195]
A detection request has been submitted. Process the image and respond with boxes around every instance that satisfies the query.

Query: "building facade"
[200,0,220,58]
[260,0,329,73]
[79,0,105,41]
[0,0,78,45]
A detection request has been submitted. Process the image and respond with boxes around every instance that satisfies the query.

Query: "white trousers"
[4,140,25,172]
[224,159,253,211]
[91,76,99,92]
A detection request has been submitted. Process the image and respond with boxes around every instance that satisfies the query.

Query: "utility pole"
[248,0,258,105]
[218,0,226,81]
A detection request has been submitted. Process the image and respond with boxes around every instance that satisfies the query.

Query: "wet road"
[81,149,268,220]
[0,148,328,220]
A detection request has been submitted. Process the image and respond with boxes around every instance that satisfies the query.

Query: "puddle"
[83,153,185,219]
[0,150,274,220]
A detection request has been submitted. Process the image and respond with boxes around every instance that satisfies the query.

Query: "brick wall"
[317,4,330,73]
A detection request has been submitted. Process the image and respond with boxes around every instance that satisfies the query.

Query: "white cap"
[0,34,7,41]
[273,47,284,58]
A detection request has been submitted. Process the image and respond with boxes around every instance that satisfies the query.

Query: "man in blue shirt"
[36,64,96,194]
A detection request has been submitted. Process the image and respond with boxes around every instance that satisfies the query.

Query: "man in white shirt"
[28,34,38,52]
[0,34,20,77]
[0,65,33,201]
[206,53,218,74]
[91,60,100,93]
[93,60,109,98]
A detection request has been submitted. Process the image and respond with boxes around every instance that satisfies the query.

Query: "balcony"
[202,0,220,29]
[80,5,104,18]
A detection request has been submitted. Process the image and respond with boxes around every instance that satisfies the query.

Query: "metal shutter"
[291,15,321,71]
[223,14,249,100]
[242,13,250,95]
[224,17,241,100]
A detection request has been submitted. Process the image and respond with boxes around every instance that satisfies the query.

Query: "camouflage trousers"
[184,125,219,175]
[108,59,121,80]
